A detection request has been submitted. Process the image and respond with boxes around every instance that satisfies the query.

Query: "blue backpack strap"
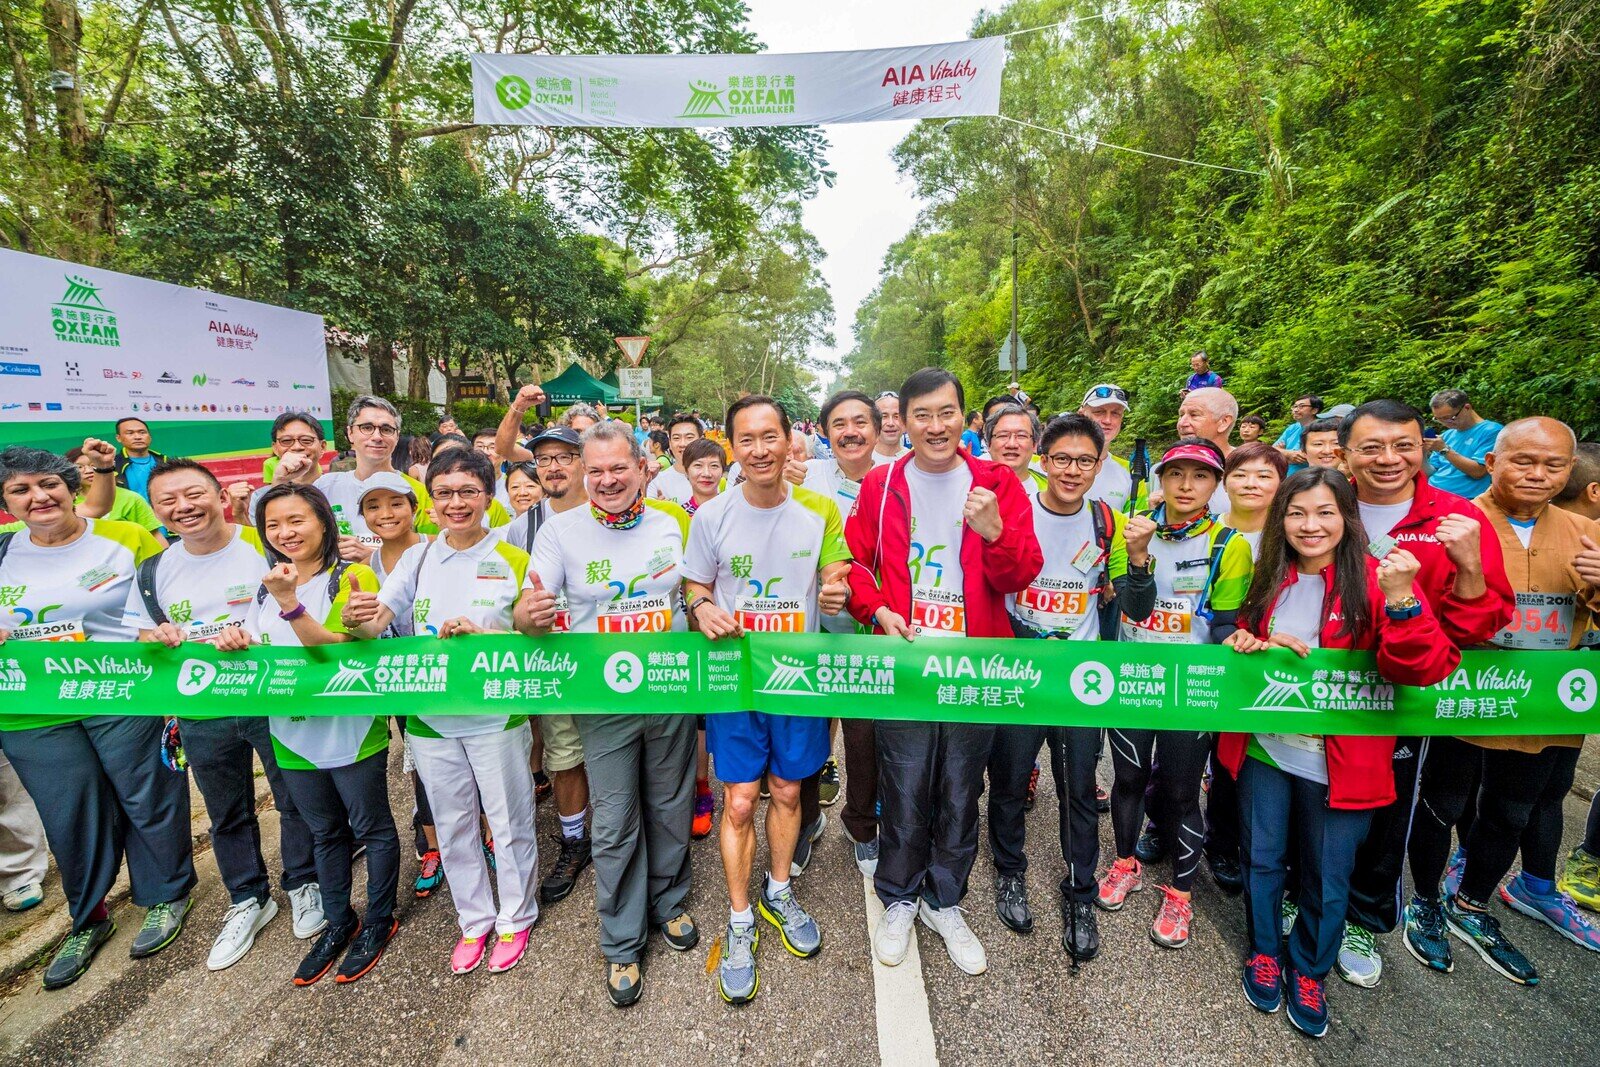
[1196,525,1237,620]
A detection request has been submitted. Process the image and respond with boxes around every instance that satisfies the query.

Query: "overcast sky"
[741,1,989,386]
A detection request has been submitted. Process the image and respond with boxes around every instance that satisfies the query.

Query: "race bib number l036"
[1123,597,1194,644]
[597,594,672,634]
[911,586,966,638]
[734,596,806,633]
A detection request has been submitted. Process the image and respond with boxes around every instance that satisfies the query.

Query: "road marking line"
[863,875,939,1066]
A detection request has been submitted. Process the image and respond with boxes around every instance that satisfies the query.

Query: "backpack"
[1194,525,1238,621]
[520,504,547,556]
[137,553,169,626]
[256,560,351,609]
[0,531,12,569]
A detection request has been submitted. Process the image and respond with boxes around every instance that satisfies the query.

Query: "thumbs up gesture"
[515,572,559,632]
[1576,534,1600,587]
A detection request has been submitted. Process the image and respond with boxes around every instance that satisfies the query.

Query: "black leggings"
[1586,790,1600,856]
[1108,729,1211,892]
[1410,737,1580,905]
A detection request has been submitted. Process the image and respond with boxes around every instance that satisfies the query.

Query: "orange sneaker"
[692,788,714,840]
[1096,857,1143,911]
[1150,886,1193,949]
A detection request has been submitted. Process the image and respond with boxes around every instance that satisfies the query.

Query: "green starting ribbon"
[0,634,1595,736]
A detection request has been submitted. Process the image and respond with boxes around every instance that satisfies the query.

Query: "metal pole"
[1010,203,1020,382]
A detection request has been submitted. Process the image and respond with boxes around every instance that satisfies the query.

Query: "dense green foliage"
[1,0,833,412]
[844,0,1600,440]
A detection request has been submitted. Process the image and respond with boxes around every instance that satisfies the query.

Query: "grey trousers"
[0,750,49,893]
[576,714,696,964]
[0,717,195,931]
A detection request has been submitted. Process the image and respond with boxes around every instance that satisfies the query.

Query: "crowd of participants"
[0,371,1598,1041]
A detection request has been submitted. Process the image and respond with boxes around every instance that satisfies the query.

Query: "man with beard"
[874,392,908,463]
[1079,384,1134,513]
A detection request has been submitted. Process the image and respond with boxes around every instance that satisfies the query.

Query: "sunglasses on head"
[876,391,899,400]
[1089,385,1129,404]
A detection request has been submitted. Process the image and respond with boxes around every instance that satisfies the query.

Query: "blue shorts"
[705,711,830,784]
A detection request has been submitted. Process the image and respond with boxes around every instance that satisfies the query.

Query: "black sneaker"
[995,872,1034,934]
[1207,851,1244,895]
[540,835,592,904]
[42,918,116,990]
[1134,826,1168,865]
[790,812,826,877]
[818,759,841,807]
[335,917,398,983]
[1059,889,1100,961]
[294,919,357,986]
[1095,785,1111,814]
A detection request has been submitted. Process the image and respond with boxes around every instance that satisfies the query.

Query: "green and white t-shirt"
[1249,574,1328,783]
[1008,495,1128,641]
[802,459,870,635]
[529,502,688,634]
[904,463,971,639]
[378,534,530,738]
[649,467,694,509]
[314,470,439,549]
[1092,457,1134,514]
[680,484,850,635]
[122,525,268,642]
[0,518,164,731]
[1120,520,1252,645]
[245,562,387,771]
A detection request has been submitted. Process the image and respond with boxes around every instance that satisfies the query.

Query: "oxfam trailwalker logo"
[495,75,532,110]
[317,654,448,697]
[1244,667,1393,715]
[758,655,819,696]
[680,74,797,119]
[51,274,120,347]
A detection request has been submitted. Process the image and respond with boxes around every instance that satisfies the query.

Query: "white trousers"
[410,724,539,938]
[0,751,49,892]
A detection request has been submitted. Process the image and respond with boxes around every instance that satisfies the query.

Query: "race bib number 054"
[1496,592,1575,651]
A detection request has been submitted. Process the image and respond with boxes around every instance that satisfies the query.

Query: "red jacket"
[1217,557,1461,809]
[1383,473,1513,648]
[845,451,1042,638]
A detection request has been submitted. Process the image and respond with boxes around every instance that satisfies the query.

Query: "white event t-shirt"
[122,525,268,641]
[903,462,972,639]
[0,518,162,643]
[1008,495,1104,640]
[529,502,687,634]
[1254,573,1328,784]
[650,467,694,508]
[314,469,432,548]
[1358,499,1414,541]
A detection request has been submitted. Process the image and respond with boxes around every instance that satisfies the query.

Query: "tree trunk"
[367,331,396,394]
[42,0,106,258]
[406,334,431,401]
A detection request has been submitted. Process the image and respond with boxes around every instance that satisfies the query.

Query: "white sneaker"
[288,883,327,940]
[207,897,277,971]
[918,901,987,975]
[874,900,918,966]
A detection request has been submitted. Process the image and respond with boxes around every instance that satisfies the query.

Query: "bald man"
[1176,387,1238,514]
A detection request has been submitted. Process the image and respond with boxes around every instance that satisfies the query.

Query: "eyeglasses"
[1087,385,1129,404]
[275,435,321,448]
[351,422,399,438]
[1350,441,1422,459]
[534,453,580,468]
[990,430,1036,444]
[1044,452,1100,472]
[430,487,485,502]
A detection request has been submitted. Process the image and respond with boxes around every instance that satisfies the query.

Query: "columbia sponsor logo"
[1243,667,1394,715]
[759,652,897,697]
[0,362,42,376]
[316,654,449,697]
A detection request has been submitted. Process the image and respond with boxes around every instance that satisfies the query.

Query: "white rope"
[994,114,1268,176]
[997,9,1125,39]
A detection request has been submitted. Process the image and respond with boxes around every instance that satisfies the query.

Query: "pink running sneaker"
[451,934,487,975]
[1096,857,1144,911]
[487,928,531,973]
[1150,885,1194,949]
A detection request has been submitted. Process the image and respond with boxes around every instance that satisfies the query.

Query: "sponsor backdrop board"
[0,249,331,458]
[472,38,1006,128]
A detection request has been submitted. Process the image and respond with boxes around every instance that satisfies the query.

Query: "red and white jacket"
[1380,473,1513,648]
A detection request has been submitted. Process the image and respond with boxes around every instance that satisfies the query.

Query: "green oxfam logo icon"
[495,75,532,110]
[193,373,207,386]
[680,80,727,118]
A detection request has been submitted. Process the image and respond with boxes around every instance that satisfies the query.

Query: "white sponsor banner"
[472,38,1006,128]
[0,248,329,433]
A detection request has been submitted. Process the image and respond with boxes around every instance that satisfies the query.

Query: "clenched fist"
[963,486,1003,542]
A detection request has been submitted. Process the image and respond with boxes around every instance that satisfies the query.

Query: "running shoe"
[692,788,715,840]
[488,928,530,973]
[1500,873,1600,953]
[1060,891,1100,961]
[1284,967,1329,1038]
[1558,845,1600,912]
[1095,856,1143,911]
[874,900,917,966]
[1206,850,1244,895]
[1443,846,1466,901]
[533,770,553,802]
[2,882,43,912]
[414,849,443,898]
[790,812,826,877]
[660,913,699,952]
[1024,762,1041,812]
[1241,952,1282,1013]
[42,918,115,991]
[995,872,1033,934]
[717,922,759,1004]
[130,895,192,959]
[608,961,643,1007]
[1444,896,1537,984]
[758,875,822,957]
[207,897,278,972]
[294,919,356,986]
[854,835,880,879]
[335,917,399,983]
[1149,885,1193,949]
[1096,785,1111,813]
[1403,896,1453,973]
[818,758,841,807]
[540,834,592,904]
[1335,921,1383,988]
[918,901,987,975]
[451,934,487,975]
[1281,899,1300,939]
[1134,826,1168,864]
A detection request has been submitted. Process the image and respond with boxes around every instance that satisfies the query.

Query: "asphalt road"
[1,742,1596,1066]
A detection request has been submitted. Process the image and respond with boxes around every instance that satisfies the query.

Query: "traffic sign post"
[617,367,653,400]
[995,333,1028,373]
[615,336,650,367]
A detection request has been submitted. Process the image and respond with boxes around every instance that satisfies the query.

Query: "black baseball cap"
[527,426,582,451]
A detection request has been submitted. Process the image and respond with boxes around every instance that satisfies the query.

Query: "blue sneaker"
[1283,966,1329,1038]
[1499,873,1600,953]
[716,922,759,1004]
[1444,846,1466,900]
[1241,952,1282,1013]
[757,875,822,957]
[1445,896,1537,985]
[1403,896,1453,973]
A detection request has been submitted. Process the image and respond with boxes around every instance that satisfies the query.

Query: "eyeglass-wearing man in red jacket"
[844,368,1042,979]
[1330,399,1514,988]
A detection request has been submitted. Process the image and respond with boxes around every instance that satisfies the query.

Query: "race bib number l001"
[734,596,806,633]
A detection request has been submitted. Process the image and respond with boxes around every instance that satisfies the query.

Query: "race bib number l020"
[597,594,672,634]
[911,586,966,639]
[734,596,806,633]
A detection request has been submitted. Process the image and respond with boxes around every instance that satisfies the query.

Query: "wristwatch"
[93,466,115,474]
[1384,596,1422,621]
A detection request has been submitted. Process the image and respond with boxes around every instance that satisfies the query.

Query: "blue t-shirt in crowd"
[122,455,156,502]
[1273,421,1307,474]
[1428,419,1502,499]
[1187,370,1223,391]
[961,429,985,457]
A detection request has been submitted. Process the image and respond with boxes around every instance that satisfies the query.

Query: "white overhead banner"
[0,248,329,453]
[471,38,1007,128]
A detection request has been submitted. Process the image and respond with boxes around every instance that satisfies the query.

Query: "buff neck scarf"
[592,494,645,531]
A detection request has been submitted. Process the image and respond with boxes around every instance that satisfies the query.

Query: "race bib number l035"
[597,594,672,634]
[911,586,966,638]
[734,596,806,633]
[1015,580,1092,633]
